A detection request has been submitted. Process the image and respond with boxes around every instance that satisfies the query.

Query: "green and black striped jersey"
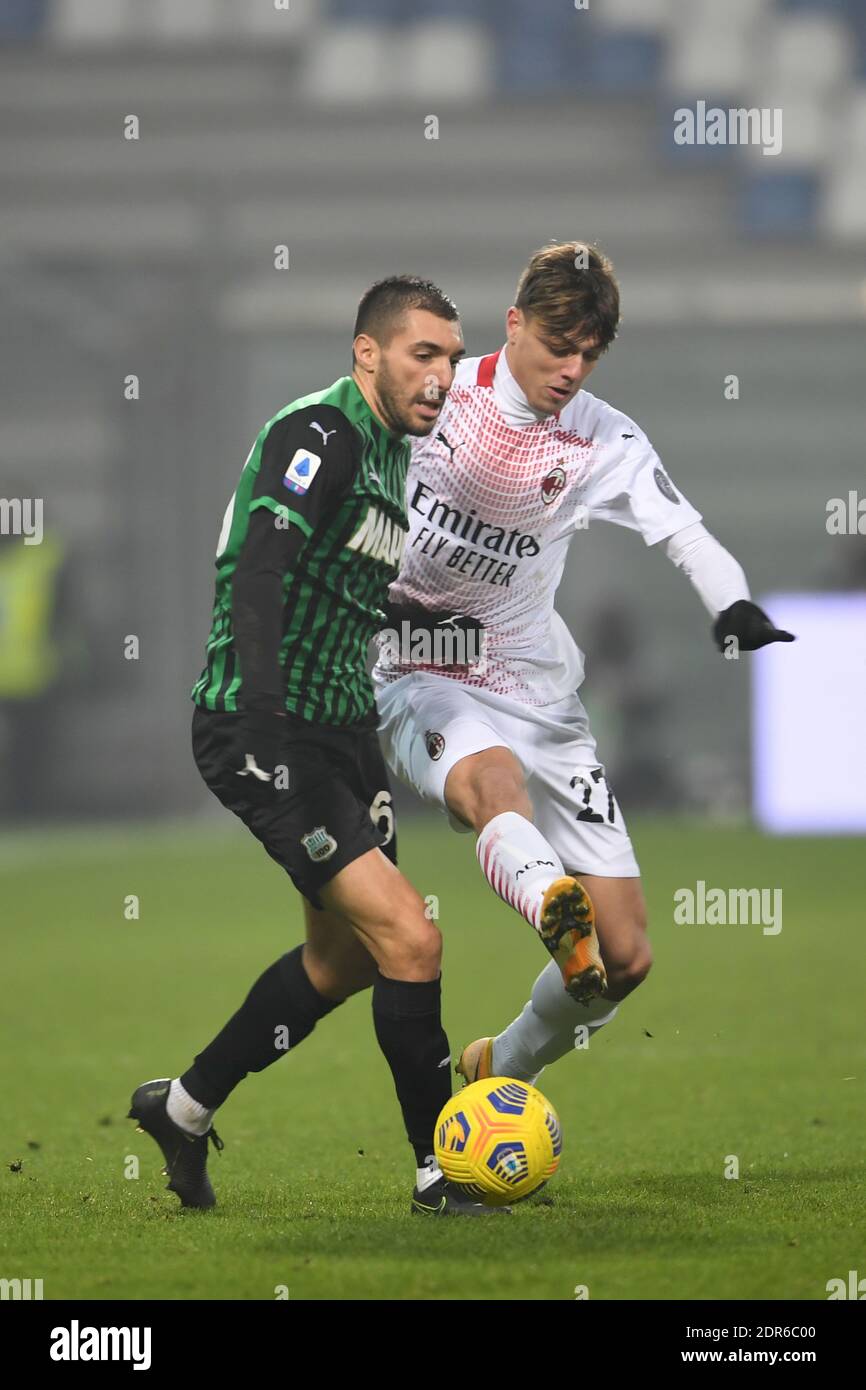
[191,375,410,726]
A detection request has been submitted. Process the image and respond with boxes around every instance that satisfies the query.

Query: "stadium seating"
[6,0,856,244]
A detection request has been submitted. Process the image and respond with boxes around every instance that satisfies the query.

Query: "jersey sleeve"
[249,403,356,538]
[665,521,750,617]
[583,420,702,546]
[230,405,357,712]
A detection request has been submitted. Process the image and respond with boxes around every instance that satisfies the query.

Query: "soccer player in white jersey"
[373,241,794,1086]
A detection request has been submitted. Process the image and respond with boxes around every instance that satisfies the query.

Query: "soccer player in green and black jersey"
[128,278,496,1216]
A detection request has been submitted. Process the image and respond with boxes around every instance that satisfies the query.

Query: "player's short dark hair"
[515,241,620,354]
[353,275,459,360]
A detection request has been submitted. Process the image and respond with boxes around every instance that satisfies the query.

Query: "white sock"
[492,961,620,1082]
[166,1078,215,1137]
[416,1154,443,1192]
[476,811,565,930]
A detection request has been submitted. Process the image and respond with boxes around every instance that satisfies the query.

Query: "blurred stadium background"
[1,0,864,829]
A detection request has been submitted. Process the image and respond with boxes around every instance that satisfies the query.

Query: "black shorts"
[191,706,398,907]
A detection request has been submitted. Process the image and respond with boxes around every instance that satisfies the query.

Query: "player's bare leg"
[445,746,607,1001]
[149,867,489,1217]
[301,899,380,1000]
[320,849,505,1215]
[459,875,651,1084]
[576,874,651,1003]
[319,847,442,981]
[131,849,500,1214]
[446,745,534,825]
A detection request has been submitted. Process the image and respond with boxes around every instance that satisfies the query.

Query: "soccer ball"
[434,1078,562,1206]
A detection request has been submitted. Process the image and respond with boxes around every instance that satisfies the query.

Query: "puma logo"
[311,421,337,447]
[236,753,272,782]
[436,430,462,464]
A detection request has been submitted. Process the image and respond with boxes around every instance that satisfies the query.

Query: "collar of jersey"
[492,346,552,429]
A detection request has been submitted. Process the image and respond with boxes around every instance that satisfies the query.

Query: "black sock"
[181,946,340,1109]
[372,973,452,1167]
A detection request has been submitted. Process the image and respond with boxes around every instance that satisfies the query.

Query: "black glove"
[230,710,287,784]
[382,600,484,640]
[380,601,485,668]
[713,600,796,654]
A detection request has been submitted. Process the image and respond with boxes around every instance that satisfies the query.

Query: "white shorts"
[375,673,640,878]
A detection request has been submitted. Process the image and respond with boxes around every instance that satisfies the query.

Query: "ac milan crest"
[541,465,566,505]
[425,730,445,761]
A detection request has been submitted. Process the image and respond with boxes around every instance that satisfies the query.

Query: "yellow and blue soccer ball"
[434,1079,562,1206]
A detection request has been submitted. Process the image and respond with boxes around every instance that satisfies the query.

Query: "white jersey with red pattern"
[372,346,701,705]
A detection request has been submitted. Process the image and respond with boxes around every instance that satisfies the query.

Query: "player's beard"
[375,359,440,437]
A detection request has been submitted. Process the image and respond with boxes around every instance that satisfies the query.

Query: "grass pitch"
[1,815,863,1301]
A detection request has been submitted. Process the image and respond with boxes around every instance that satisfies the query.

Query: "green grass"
[1,816,864,1300]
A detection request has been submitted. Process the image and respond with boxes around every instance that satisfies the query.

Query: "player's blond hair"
[514,241,620,354]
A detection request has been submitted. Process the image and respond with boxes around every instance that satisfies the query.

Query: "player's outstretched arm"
[584,435,796,655]
[711,599,795,653]
[664,521,796,653]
